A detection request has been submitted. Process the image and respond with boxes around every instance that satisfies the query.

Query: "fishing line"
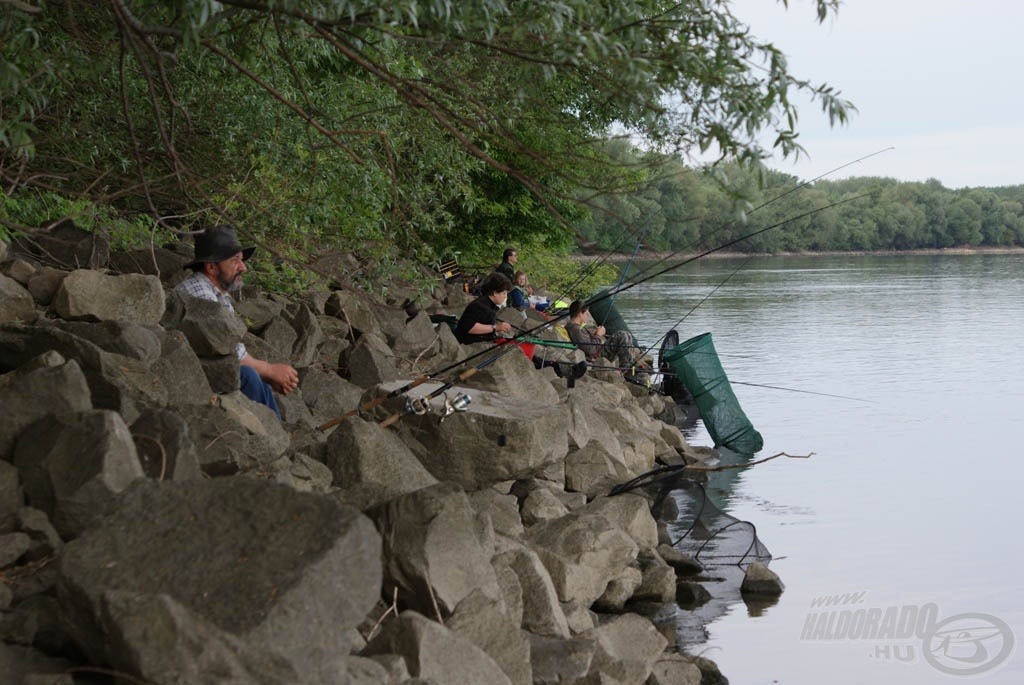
[319,152,887,431]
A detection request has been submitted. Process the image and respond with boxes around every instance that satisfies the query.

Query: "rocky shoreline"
[1,225,781,684]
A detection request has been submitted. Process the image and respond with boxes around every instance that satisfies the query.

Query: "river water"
[614,253,1023,684]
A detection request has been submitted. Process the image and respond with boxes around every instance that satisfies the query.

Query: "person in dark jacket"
[495,247,517,282]
[454,272,514,344]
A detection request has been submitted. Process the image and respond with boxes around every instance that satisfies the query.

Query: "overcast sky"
[730,0,1024,189]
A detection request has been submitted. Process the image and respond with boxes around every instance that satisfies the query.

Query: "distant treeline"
[579,149,1024,254]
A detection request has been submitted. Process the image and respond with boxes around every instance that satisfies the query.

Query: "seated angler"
[176,224,299,418]
[565,299,637,372]
[454,272,514,344]
[508,271,534,311]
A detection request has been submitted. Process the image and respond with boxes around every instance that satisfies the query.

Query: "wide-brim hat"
[183,224,255,271]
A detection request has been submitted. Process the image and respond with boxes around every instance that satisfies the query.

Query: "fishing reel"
[439,391,472,421]
[403,391,472,422]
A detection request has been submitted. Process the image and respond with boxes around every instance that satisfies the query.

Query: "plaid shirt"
[174,272,246,360]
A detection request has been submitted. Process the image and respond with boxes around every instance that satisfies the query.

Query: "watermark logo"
[801,592,1014,677]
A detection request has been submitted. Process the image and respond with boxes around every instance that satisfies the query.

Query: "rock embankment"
[1,225,732,684]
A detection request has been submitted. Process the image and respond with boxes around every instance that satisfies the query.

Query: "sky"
[729,0,1024,189]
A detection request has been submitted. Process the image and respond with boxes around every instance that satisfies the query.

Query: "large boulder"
[325,290,381,337]
[584,494,659,549]
[108,245,192,286]
[393,311,440,360]
[493,546,571,638]
[461,343,560,405]
[448,590,532,685]
[394,382,569,490]
[579,613,668,685]
[53,270,165,324]
[298,366,363,427]
[164,290,246,357]
[283,303,324,367]
[348,332,399,387]
[13,410,144,539]
[173,398,289,475]
[361,611,511,685]
[528,633,596,685]
[58,478,382,684]
[369,482,501,617]
[0,355,92,460]
[150,329,215,405]
[129,408,203,482]
[524,509,639,607]
[325,416,439,511]
[54,320,163,363]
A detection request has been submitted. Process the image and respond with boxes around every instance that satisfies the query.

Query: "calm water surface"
[615,254,1023,685]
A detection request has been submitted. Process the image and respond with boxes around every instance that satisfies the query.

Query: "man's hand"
[264,362,299,395]
[495,321,512,334]
[595,325,606,337]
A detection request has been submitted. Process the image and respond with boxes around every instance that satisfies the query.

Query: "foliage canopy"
[0,0,853,279]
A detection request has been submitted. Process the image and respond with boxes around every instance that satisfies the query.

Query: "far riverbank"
[575,245,1024,263]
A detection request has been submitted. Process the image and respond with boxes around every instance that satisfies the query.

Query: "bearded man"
[175,225,298,418]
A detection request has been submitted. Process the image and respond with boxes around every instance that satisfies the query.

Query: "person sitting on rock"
[508,271,534,311]
[454,272,514,344]
[495,247,517,282]
[565,299,637,372]
[175,224,298,418]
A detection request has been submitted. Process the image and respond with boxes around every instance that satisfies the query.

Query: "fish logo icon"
[923,613,1015,676]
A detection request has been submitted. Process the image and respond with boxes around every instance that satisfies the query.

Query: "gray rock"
[26,266,68,305]
[262,453,333,494]
[579,613,667,685]
[0,274,35,324]
[461,342,560,405]
[394,311,439,360]
[361,611,511,685]
[129,408,203,481]
[594,567,643,613]
[493,546,571,638]
[656,544,703,576]
[1,258,40,284]
[647,653,703,685]
[275,387,315,427]
[528,633,596,685]
[258,316,298,360]
[55,320,163,362]
[345,654,391,685]
[564,442,633,499]
[631,565,677,604]
[150,329,215,405]
[492,559,524,630]
[585,494,659,549]
[200,354,241,393]
[58,478,382,684]
[234,294,286,331]
[675,581,712,609]
[395,382,569,490]
[16,506,63,562]
[326,290,381,337]
[524,509,639,607]
[468,488,525,540]
[172,400,288,476]
[13,409,144,539]
[53,270,165,324]
[326,416,438,510]
[370,482,501,617]
[521,486,570,527]
[0,357,92,460]
[298,366,363,427]
[348,332,399,387]
[283,303,324,367]
[99,590,300,684]
[169,290,247,357]
[0,325,164,422]
[448,590,532,685]
[108,246,191,285]
[740,561,785,595]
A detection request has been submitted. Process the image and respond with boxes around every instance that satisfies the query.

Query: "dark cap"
[183,225,255,271]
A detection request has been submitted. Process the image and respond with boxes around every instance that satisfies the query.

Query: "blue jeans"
[239,365,281,419]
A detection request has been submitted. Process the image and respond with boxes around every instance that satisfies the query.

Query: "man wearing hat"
[175,225,298,418]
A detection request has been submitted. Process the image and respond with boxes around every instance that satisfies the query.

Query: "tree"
[1,0,853,263]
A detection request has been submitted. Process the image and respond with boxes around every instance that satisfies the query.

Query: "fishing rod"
[596,218,651,328]
[317,191,872,432]
[318,180,875,434]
